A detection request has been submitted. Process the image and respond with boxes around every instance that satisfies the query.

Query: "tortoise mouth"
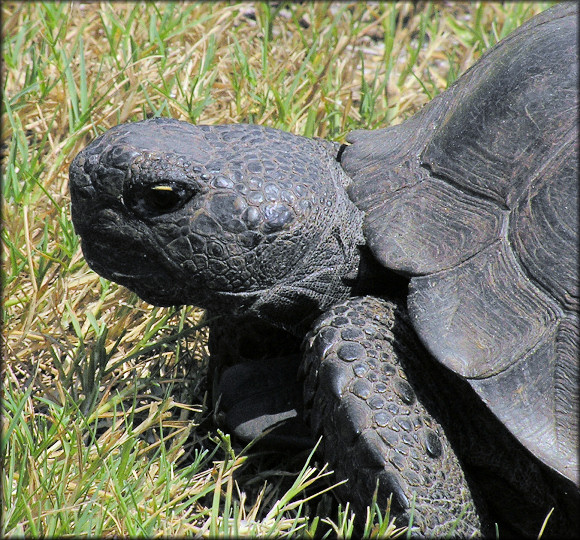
[80,234,186,307]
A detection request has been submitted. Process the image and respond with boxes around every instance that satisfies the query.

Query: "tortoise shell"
[342,3,578,484]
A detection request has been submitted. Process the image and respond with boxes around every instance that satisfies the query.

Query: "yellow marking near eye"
[152,185,174,191]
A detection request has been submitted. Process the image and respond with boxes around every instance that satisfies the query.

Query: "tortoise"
[69,3,578,536]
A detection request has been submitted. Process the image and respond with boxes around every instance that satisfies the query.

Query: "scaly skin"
[70,119,363,333]
[70,116,578,536]
[302,296,487,535]
[69,8,580,530]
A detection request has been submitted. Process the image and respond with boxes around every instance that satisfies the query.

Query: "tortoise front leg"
[301,296,489,536]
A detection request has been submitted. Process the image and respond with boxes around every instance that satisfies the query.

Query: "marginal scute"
[470,314,579,485]
[364,178,505,275]
[408,240,561,378]
[555,315,580,484]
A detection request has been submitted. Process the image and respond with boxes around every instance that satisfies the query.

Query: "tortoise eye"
[126,182,195,216]
[145,185,183,212]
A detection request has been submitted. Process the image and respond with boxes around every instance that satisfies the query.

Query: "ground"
[2,2,552,536]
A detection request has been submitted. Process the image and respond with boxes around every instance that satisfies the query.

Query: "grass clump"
[2,2,551,537]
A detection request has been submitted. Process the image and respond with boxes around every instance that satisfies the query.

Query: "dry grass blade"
[2,2,551,537]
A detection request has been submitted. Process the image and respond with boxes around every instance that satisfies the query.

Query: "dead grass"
[2,2,551,537]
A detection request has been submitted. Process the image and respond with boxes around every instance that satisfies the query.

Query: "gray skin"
[69,4,578,537]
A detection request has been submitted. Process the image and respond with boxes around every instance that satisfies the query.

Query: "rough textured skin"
[70,120,364,333]
[302,296,577,537]
[301,296,487,536]
[68,4,579,537]
[343,2,579,485]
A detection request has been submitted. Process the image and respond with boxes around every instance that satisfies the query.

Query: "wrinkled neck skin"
[204,141,407,336]
[204,156,367,336]
[202,197,405,337]
[206,241,401,338]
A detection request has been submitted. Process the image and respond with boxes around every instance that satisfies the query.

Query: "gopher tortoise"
[69,3,578,536]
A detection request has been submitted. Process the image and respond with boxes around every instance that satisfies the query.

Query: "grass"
[2,2,552,537]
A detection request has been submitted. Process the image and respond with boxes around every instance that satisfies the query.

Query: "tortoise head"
[69,118,364,331]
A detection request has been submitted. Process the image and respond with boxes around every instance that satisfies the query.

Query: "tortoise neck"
[244,185,366,336]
